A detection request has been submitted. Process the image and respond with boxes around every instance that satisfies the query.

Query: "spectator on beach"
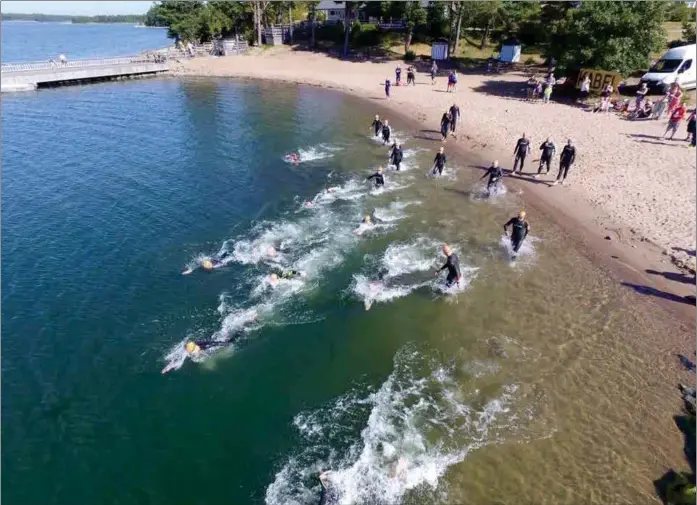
[447,71,458,92]
[635,82,648,110]
[395,65,402,86]
[532,80,543,101]
[187,41,195,57]
[59,54,67,65]
[579,75,591,102]
[542,73,555,103]
[667,82,683,116]
[651,94,669,119]
[664,105,685,135]
[686,110,696,147]
[430,61,438,85]
[526,76,538,101]
[385,78,391,98]
[407,65,416,86]
[664,103,686,140]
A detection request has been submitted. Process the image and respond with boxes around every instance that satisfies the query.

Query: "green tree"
[548,1,668,76]
[389,1,427,54]
[425,1,448,39]
[666,1,692,22]
[144,4,167,27]
[682,19,696,43]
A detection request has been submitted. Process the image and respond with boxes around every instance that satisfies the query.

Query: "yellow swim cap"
[185,342,198,353]
[364,215,371,222]
[202,259,214,270]
[519,210,527,219]
[377,166,384,172]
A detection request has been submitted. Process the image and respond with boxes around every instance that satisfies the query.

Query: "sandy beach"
[171,47,696,322]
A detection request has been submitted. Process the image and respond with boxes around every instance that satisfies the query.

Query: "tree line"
[145,1,696,76]
[1,13,146,24]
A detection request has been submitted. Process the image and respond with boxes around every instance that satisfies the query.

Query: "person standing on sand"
[385,78,391,99]
[407,65,416,86]
[579,75,591,103]
[535,138,556,177]
[512,134,531,174]
[431,146,447,176]
[449,104,461,136]
[552,139,576,186]
[430,61,438,84]
[686,110,696,147]
[440,111,451,141]
[664,103,686,140]
[395,65,402,86]
[667,82,683,116]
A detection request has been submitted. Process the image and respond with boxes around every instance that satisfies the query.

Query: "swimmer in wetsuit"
[440,111,451,141]
[434,243,461,288]
[268,269,305,286]
[381,120,392,145]
[185,331,242,355]
[503,210,530,258]
[366,166,385,187]
[370,115,382,137]
[512,134,531,174]
[449,104,460,135]
[181,250,232,275]
[480,160,503,194]
[388,142,403,171]
[431,147,447,176]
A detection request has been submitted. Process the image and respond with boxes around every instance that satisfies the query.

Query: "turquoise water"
[1,21,169,62]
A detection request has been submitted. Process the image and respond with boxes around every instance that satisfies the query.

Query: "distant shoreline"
[1,13,148,24]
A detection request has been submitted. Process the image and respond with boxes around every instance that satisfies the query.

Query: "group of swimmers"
[511,133,577,185]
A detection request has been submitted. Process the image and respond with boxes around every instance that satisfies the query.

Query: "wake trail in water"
[265,344,520,505]
[285,144,343,164]
[498,234,539,269]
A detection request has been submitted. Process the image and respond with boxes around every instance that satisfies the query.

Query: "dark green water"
[2,77,688,505]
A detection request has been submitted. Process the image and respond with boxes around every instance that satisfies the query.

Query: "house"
[686,1,696,8]
[315,1,368,23]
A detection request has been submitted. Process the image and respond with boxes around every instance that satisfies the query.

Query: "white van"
[641,44,696,92]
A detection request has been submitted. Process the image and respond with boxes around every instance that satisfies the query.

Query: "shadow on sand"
[621,282,696,305]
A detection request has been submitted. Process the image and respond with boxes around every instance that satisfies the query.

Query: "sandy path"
[170,49,696,313]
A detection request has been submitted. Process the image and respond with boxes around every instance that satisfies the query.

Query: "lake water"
[1,21,169,62]
[2,23,691,505]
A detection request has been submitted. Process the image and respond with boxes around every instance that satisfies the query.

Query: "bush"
[524,57,537,65]
[404,50,416,61]
[351,23,382,48]
[682,20,696,43]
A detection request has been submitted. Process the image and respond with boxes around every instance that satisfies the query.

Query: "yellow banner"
[576,69,622,91]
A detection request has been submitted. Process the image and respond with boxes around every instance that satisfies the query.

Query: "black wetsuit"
[538,141,555,174]
[432,152,447,175]
[439,253,462,287]
[192,331,241,351]
[557,144,576,182]
[407,67,415,85]
[482,164,503,191]
[395,67,402,84]
[275,269,301,279]
[449,105,460,133]
[382,124,391,144]
[504,217,529,253]
[440,113,451,138]
[371,119,382,137]
[389,145,403,170]
[367,171,385,187]
[513,137,530,172]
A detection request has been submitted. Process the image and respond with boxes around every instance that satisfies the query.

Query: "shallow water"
[2,76,690,505]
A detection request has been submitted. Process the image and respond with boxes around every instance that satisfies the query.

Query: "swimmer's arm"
[366,173,376,180]
[503,218,514,232]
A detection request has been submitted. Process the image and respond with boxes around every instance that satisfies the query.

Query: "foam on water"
[296,144,343,163]
[373,200,421,223]
[498,234,539,268]
[265,345,519,505]
[469,182,509,202]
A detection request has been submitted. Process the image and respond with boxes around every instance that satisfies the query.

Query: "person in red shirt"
[664,103,687,140]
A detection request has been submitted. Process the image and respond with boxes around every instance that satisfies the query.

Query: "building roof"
[316,1,344,10]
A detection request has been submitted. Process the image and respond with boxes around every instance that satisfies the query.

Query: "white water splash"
[498,234,539,268]
[265,346,519,505]
[285,144,343,164]
[373,200,421,223]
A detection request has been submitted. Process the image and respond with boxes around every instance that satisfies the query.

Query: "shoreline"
[169,49,695,331]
